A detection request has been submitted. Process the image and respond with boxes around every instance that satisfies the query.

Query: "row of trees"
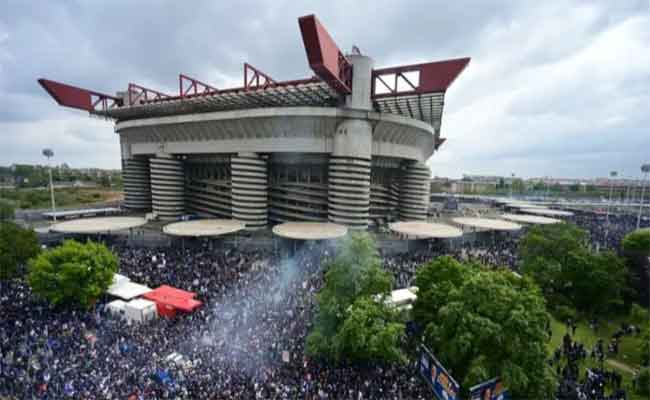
[5,164,122,188]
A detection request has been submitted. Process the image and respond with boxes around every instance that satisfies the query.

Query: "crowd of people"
[552,328,627,400]
[1,207,646,399]
[574,211,649,253]
[1,242,430,399]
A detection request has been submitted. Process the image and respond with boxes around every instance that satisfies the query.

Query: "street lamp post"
[42,148,56,222]
[637,163,650,230]
[604,171,617,245]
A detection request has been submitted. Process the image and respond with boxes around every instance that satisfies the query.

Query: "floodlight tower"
[42,148,57,221]
[603,170,619,246]
[637,163,650,229]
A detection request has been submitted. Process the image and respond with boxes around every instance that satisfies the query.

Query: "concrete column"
[231,152,267,230]
[399,161,431,221]
[122,157,151,211]
[149,154,185,220]
[344,54,373,110]
[328,119,372,229]
[328,55,374,229]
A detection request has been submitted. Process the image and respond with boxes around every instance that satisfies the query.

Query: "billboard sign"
[469,377,510,400]
[418,345,460,400]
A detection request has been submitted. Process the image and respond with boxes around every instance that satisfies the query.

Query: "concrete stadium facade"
[118,55,434,229]
[39,16,469,231]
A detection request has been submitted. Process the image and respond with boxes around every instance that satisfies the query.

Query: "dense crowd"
[383,235,520,288]
[551,324,630,400]
[1,242,429,399]
[575,211,649,252]
[0,208,646,399]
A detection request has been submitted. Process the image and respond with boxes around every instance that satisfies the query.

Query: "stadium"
[37,15,469,230]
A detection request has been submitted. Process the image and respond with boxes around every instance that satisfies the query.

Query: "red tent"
[143,285,202,318]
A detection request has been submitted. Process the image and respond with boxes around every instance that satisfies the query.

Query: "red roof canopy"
[143,285,202,313]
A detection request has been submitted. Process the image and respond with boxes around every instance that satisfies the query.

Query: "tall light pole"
[637,163,650,230]
[509,173,515,198]
[42,148,56,222]
[604,170,617,244]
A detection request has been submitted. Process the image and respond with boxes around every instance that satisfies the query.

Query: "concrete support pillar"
[328,120,372,229]
[231,152,267,230]
[399,161,431,221]
[327,54,375,230]
[328,155,371,229]
[122,157,151,211]
[149,154,185,220]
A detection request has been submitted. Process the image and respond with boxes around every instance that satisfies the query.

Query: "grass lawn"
[549,316,645,399]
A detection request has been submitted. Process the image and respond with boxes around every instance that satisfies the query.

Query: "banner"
[469,377,510,400]
[418,345,460,400]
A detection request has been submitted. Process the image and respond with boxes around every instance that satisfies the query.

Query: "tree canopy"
[520,223,629,316]
[0,200,15,222]
[621,228,650,306]
[413,256,554,399]
[0,222,40,279]
[28,240,117,309]
[622,228,650,254]
[306,232,405,364]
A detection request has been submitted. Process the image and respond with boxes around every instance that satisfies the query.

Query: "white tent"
[388,287,418,307]
[376,287,418,311]
[112,273,131,286]
[107,281,152,300]
[124,298,157,323]
[106,299,127,319]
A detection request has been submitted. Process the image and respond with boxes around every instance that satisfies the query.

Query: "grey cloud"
[1,0,648,176]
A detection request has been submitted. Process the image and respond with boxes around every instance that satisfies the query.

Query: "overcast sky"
[1,1,648,179]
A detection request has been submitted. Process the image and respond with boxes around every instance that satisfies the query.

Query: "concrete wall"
[116,107,435,163]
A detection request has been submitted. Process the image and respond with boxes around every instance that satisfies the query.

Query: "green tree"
[511,178,525,193]
[0,222,40,279]
[306,232,404,364]
[621,229,650,303]
[629,303,649,327]
[637,367,650,396]
[641,325,650,367]
[0,200,14,221]
[622,228,650,253]
[532,181,545,191]
[28,240,117,309]
[520,223,629,316]
[331,296,406,363]
[413,257,554,399]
